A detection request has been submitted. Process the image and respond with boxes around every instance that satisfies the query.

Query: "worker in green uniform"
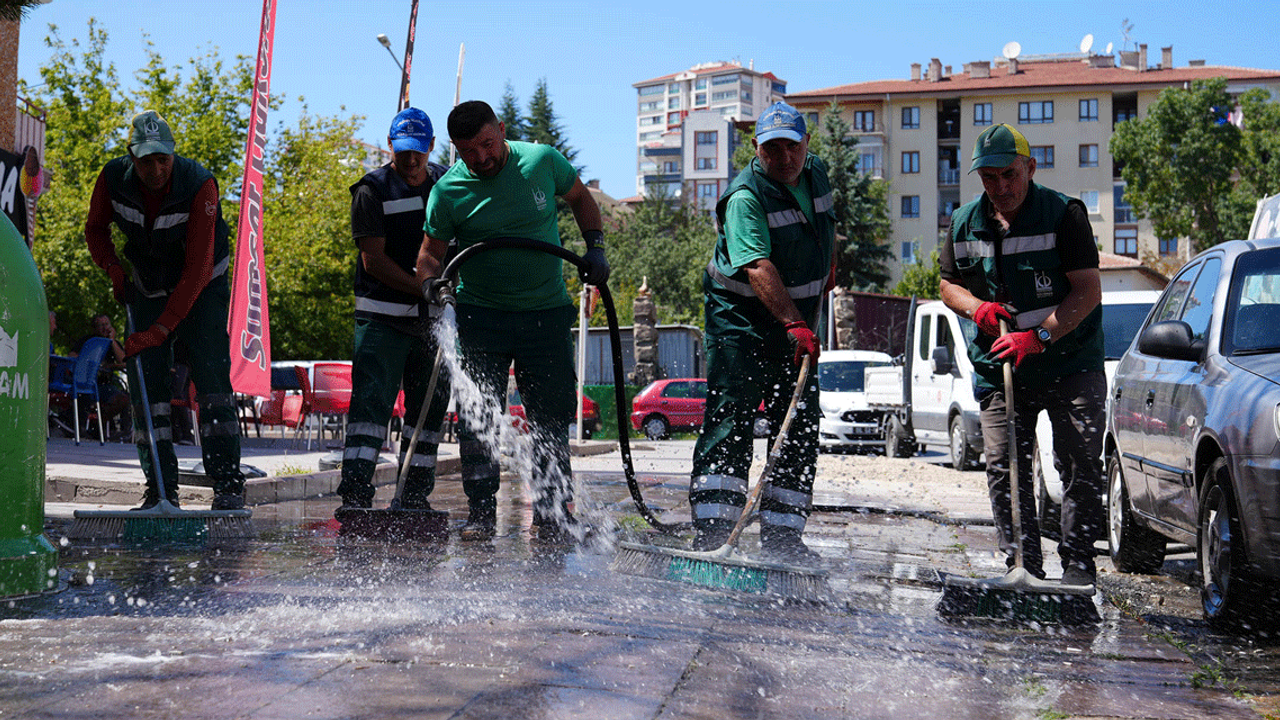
[417,100,608,541]
[689,101,835,562]
[84,110,246,510]
[939,123,1106,589]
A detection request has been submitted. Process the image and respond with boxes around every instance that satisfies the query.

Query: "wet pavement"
[5,435,1277,718]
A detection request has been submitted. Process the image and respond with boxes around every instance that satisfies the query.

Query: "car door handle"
[1146,390,1155,407]
[1114,386,1122,401]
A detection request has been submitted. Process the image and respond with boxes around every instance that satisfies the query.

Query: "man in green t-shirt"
[417,100,608,542]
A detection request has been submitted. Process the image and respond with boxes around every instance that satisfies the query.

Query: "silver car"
[1106,237,1280,627]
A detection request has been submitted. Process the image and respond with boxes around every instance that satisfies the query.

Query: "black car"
[1107,237,1280,627]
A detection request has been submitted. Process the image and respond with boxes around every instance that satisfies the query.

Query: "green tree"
[810,101,892,291]
[496,80,526,141]
[24,20,253,347]
[260,109,365,360]
[1237,87,1280,201]
[525,77,579,170]
[731,126,755,174]
[1109,77,1253,252]
[892,248,941,299]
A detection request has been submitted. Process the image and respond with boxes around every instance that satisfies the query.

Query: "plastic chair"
[309,362,353,450]
[293,366,314,449]
[47,355,77,438]
[64,337,112,446]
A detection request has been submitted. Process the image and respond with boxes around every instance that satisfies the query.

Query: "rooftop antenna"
[1121,18,1134,51]
[1080,33,1094,54]
[1002,41,1022,60]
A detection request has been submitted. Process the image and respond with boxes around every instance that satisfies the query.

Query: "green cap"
[128,110,175,157]
[969,123,1029,172]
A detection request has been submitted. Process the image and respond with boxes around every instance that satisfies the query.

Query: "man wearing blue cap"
[336,107,452,511]
[688,101,836,562]
[939,123,1105,589]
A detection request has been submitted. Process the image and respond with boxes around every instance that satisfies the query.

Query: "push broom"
[68,308,255,542]
[937,319,1098,623]
[335,343,450,541]
[612,356,830,602]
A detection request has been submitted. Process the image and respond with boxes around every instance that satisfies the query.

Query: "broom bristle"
[68,510,256,543]
[938,573,1100,624]
[612,542,830,602]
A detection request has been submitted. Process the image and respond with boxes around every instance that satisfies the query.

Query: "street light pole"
[376,33,404,73]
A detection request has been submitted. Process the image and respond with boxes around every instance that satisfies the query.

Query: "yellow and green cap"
[969,123,1029,172]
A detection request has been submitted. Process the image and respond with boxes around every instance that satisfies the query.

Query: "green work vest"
[102,155,231,298]
[948,182,1104,390]
[704,154,835,343]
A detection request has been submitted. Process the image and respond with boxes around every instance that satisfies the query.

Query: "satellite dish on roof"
[1105,42,1114,54]
[1080,34,1094,54]
[1002,41,1022,60]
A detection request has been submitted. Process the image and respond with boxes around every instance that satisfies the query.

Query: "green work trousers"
[127,274,244,501]
[337,317,451,507]
[455,304,577,516]
[690,335,820,533]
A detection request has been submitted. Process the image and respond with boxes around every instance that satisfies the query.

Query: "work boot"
[460,500,497,541]
[692,519,733,552]
[212,493,246,511]
[1060,562,1097,589]
[760,525,822,564]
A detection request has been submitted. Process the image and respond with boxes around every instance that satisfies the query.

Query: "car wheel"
[1199,458,1258,628]
[885,415,914,458]
[949,415,977,471]
[642,415,669,440]
[1034,441,1062,542]
[1107,450,1165,574]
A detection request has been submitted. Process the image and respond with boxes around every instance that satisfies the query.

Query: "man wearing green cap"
[84,110,246,511]
[939,123,1105,589]
[687,101,835,562]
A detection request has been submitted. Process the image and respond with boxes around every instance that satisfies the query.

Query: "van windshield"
[819,360,890,392]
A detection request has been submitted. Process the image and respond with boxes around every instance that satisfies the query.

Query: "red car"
[630,378,707,439]
[507,385,602,439]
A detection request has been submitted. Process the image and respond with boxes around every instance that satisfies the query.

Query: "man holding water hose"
[416,100,608,542]
[336,107,452,513]
[690,102,835,562]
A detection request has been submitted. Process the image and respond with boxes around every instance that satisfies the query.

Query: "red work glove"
[973,301,1012,337]
[106,263,133,305]
[123,323,170,358]
[785,321,820,366]
[991,330,1044,368]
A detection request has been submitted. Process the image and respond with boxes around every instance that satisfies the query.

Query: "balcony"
[1115,208,1136,224]
[938,168,960,186]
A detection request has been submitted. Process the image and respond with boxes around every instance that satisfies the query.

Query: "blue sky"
[15,0,1280,199]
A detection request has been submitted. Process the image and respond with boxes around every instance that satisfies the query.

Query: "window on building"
[695,78,707,90]
[901,195,920,218]
[902,241,917,263]
[639,101,659,112]
[662,161,679,173]
[696,157,717,170]
[974,102,993,125]
[902,106,920,129]
[1114,227,1138,256]
[694,93,706,106]
[859,151,879,175]
[1115,106,1138,124]
[667,112,682,125]
[1079,98,1099,121]
[698,182,718,199]
[711,74,738,86]
[772,81,787,94]
[638,85,663,97]
[696,131,717,145]
[638,131,661,141]
[1080,190,1099,213]
[639,115,662,126]
[1159,237,1179,256]
[1114,185,1135,223]
[805,112,819,127]
[902,151,920,174]
[711,90,736,102]
[854,110,875,132]
[1018,100,1054,124]
[695,131,718,173]
[668,97,681,109]
[1079,144,1099,167]
[1029,146,1054,168]
[667,82,680,93]
[740,91,752,103]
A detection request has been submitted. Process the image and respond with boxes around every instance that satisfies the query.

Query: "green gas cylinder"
[0,214,58,597]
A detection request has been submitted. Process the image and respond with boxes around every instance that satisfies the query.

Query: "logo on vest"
[1034,270,1054,299]
[532,188,547,212]
[0,326,30,400]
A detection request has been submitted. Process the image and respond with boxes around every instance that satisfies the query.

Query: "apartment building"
[786,45,1280,286]
[633,61,787,210]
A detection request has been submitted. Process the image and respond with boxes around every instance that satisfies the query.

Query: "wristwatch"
[1034,325,1052,346]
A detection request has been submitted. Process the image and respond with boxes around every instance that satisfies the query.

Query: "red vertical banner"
[228,0,277,398]
[398,0,419,111]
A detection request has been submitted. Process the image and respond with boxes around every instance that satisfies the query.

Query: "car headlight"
[1273,402,1280,441]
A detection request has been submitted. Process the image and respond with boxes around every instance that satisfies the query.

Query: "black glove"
[579,230,610,286]
[422,277,456,310]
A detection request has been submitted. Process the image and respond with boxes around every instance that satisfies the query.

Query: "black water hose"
[438,237,684,534]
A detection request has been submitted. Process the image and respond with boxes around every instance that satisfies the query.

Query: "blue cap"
[389,107,434,153]
[755,101,806,143]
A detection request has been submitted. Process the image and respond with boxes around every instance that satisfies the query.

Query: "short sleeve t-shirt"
[425,141,577,311]
[722,172,813,270]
